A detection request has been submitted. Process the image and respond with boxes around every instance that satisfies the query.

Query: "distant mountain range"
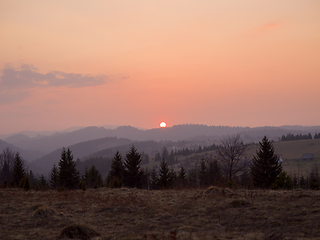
[28,137,133,176]
[0,139,43,162]
[2,124,320,154]
[1,124,320,175]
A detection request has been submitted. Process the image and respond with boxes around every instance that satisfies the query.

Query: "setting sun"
[160,122,167,128]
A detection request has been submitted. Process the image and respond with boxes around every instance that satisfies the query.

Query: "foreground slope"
[1,187,320,239]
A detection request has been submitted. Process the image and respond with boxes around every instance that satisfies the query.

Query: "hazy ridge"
[1,124,320,176]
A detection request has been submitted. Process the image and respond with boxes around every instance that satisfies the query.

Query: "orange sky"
[0,0,320,134]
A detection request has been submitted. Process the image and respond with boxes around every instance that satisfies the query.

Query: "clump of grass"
[229,199,250,208]
[57,224,100,240]
[203,186,233,197]
[32,207,57,218]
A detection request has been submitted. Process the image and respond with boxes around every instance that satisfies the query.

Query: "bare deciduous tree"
[216,134,248,181]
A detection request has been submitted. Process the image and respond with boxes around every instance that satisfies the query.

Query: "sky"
[0,0,320,134]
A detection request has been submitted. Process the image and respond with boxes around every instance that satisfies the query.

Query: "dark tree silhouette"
[150,166,159,190]
[123,146,143,188]
[12,152,26,187]
[216,134,248,181]
[106,151,124,187]
[50,163,59,189]
[58,148,79,189]
[250,136,282,188]
[0,148,15,185]
[178,164,187,186]
[158,159,170,189]
[86,165,102,188]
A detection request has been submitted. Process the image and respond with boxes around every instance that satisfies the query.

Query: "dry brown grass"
[1,187,320,239]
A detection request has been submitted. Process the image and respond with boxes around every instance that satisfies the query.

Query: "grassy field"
[1,187,320,239]
[155,139,320,176]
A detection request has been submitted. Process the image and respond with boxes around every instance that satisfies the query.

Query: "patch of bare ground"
[1,187,320,239]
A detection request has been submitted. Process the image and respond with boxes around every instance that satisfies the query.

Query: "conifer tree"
[158,159,170,189]
[168,167,177,187]
[123,146,143,188]
[50,163,59,189]
[58,148,68,187]
[150,166,159,190]
[58,148,79,189]
[250,136,282,188]
[87,165,102,188]
[178,164,187,186]
[12,152,26,187]
[107,151,124,187]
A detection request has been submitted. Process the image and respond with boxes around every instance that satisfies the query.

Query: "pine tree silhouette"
[250,136,282,188]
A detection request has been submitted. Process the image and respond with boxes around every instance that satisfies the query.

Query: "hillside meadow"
[160,139,320,176]
[1,187,320,239]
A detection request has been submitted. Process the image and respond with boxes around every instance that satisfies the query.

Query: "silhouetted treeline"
[174,144,217,156]
[281,133,312,141]
[0,147,50,190]
[153,144,217,166]
[3,139,320,191]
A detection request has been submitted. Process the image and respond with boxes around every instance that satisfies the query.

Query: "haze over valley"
[0,124,319,177]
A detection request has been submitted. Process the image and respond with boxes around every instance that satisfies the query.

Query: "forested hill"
[0,139,42,162]
[28,137,132,175]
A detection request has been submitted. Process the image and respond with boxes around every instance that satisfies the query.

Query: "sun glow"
[160,122,167,128]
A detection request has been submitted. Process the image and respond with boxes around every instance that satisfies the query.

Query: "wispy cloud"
[0,64,115,104]
[0,64,109,90]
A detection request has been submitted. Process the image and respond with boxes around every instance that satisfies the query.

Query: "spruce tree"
[250,136,282,188]
[58,148,79,189]
[12,152,26,187]
[123,146,143,188]
[58,148,68,187]
[150,166,159,190]
[168,167,177,187]
[158,159,170,189]
[107,151,124,187]
[87,165,102,188]
[178,164,187,186]
[50,163,59,189]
